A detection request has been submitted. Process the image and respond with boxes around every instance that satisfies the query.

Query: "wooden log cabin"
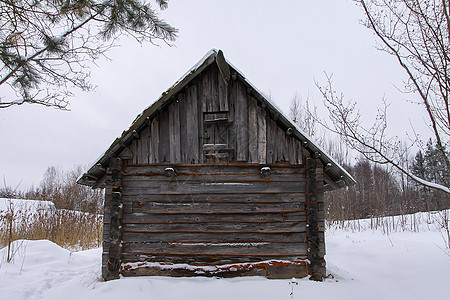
[77,49,356,281]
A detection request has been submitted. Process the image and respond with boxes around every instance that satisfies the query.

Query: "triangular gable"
[78,49,356,189]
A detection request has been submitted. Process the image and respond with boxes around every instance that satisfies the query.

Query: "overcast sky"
[0,0,430,190]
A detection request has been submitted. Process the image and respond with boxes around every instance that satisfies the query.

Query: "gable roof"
[77,49,356,189]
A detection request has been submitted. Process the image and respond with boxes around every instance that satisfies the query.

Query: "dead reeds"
[0,199,102,252]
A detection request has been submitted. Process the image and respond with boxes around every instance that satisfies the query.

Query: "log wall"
[113,164,310,277]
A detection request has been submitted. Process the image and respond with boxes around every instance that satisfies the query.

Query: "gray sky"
[0,0,429,190]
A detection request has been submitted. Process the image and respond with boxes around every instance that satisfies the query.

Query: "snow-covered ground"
[0,198,56,215]
[1,213,449,300]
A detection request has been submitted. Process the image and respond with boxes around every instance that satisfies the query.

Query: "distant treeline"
[326,140,450,222]
[0,165,104,214]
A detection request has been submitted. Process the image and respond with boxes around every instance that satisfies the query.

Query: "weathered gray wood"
[186,85,199,163]
[267,264,308,279]
[122,241,307,256]
[150,116,159,163]
[227,81,236,160]
[218,68,229,111]
[158,108,170,162]
[141,126,151,164]
[201,67,212,112]
[121,253,307,265]
[121,192,305,204]
[121,231,306,244]
[178,92,188,163]
[122,172,305,183]
[216,49,231,87]
[121,212,306,224]
[211,65,220,112]
[136,132,144,164]
[276,125,285,162]
[122,164,306,176]
[121,265,268,278]
[306,158,326,281]
[121,180,305,195]
[127,201,305,215]
[121,191,304,203]
[295,139,303,165]
[131,139,138,164]
[169,102,181,163]
[248,96,258,163]
[266,118,276,164]
[103,158,123,281]
[235,81,248,161]
[122,221,306,233]
[202,143,230,151]
[316,161,326,258]
[118,147,133,160]
[257,106,267,164]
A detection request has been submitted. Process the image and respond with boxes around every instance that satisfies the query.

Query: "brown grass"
[0,201,102,251]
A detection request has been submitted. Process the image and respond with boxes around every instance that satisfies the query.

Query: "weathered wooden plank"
[211,64,220,112]
[266,118,276,164]
[288,136,296,164]
[306,158,325,280]
[218,68,229,111]
[141,126,151,164]
[186,85,199,163]
[227,81,236,160]
[276,125,286,162]
[267,264,308,279]
[122,220,306,233]
[158,108,170,162]
[131,139,138,165]
[121,253,307,265]
[216,50,231,87]
[216,123,228,146]
[257,106,267,164]
[150,116,159,163]
[118,146,133,161]
[169,102,181,163]
[122,241,307,256]
[235,81,248,161]
[136,135,143,164]
[178,92,188,163]
[122,164,306,176]
[103,159,122,280]
[121,192,305,204]
[121,212,306,224]
[122,232,306,244]
[295,139,303,165]
[121,180,305,195]
[121,265,268,278]
[127,201,305,215]
[122,193,305,203]
[122,172,306,183]
[201,68,212,112]
[248,96,258,163]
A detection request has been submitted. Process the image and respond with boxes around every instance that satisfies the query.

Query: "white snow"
[409,173,450,194]
[1,211,449,300]
[0,198,56,214]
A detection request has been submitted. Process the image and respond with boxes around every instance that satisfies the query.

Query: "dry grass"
[0,200,102,251]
